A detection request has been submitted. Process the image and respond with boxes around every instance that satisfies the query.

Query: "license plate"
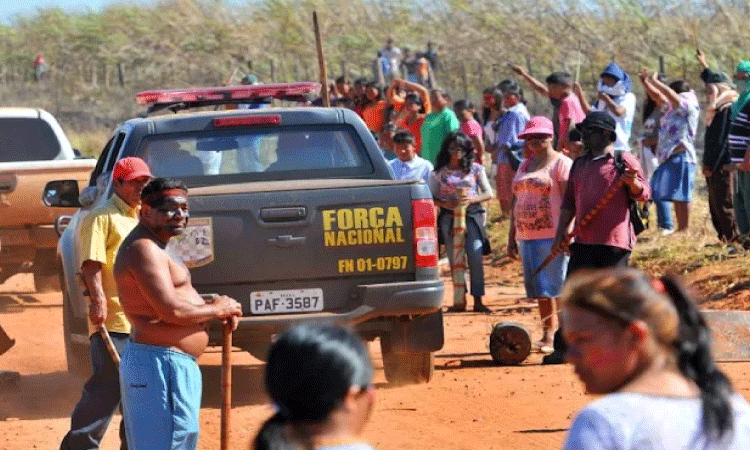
[250,289,324,315]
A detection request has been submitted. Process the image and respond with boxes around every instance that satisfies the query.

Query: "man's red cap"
[112,157,152,181]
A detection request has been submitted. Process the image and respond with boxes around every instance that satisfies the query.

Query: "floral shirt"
[429,163,491,206]
[657,91,700,164]
[512,154,572,241]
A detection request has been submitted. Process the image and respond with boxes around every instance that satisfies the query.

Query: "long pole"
[451,187,468,308]
[532,178,625,277]
[220,320,232,450]
[313,11,330,107]
[99,326,120,367]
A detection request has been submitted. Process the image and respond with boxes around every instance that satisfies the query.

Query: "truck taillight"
[412,199,438,268]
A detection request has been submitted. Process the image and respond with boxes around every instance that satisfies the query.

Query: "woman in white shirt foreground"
[561,267,750,450]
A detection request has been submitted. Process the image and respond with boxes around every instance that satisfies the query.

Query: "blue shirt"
[494,103,530,164]
[389,156,433,185]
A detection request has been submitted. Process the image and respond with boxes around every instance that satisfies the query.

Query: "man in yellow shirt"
[60,157,152,450]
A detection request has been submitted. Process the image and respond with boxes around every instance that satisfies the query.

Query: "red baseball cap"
[112,157,153,181]
[518,116,554,139]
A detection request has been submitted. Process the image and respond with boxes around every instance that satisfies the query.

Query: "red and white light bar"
[135,82,321,106]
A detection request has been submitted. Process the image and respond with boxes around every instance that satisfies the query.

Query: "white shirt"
[593,92,636,152]
[563,392,750,450]
[389,156,433,185]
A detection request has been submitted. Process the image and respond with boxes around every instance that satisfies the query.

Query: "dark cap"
[545,71,572,86]
[580,111,616,133]
[393,129,415,144]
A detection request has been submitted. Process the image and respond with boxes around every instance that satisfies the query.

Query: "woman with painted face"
[573,63,637,152]
[640,69,700,235]
[429,132,494,313]
[253,324,376,450]
[561,267,750,450]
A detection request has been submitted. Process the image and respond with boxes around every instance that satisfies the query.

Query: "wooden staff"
[451,187,469,307]
[532,178,625,277]
[99,326,120,367]
[221,319,232,450]
[313,11,330,107]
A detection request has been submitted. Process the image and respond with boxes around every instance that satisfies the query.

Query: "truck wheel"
[33,250,60,293]
[380,336,434,385]
[61,277,91,378]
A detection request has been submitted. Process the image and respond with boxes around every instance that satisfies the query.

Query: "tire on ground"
[380,335,434,385]
[489,322,531,365]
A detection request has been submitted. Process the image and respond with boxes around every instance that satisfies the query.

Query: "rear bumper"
[207,277,445,345]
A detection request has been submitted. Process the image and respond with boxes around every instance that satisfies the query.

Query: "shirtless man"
[114,177,241,450]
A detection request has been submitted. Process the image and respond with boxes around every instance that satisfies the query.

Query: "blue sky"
[3,1,247,22]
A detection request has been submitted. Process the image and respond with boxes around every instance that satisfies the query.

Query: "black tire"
[380,336,434,385]
[33,250,60,293]
[61,276,91,378]
[489,322,531,365]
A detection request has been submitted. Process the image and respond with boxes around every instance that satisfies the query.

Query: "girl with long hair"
[561,267,750,449]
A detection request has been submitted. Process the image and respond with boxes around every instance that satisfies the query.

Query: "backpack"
[614,150,646,236]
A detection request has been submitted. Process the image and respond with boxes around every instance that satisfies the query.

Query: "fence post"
[659,55,665,75]
[270,59,276,82]
[117,62,125,87]
[461,62,468,99]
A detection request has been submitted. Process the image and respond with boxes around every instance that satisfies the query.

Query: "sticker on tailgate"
[167,217,214,268]
[322,207,405,247]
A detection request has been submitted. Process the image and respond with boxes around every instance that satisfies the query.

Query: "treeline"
[1,0,749,131]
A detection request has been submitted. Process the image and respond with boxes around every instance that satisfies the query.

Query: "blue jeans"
[655,199,674,230]
[439,214,485,299]
[60,332,129,450]
[120,341,202,450]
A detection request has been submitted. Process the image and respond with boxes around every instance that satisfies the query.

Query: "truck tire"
[61,276,91,378]
[380,336,434,385]
[33,250,60,293]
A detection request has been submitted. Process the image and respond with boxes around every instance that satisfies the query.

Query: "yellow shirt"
[78,194,139,336]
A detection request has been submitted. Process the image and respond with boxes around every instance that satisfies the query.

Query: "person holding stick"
[561,267,750,449]
[114,178,242,450]
[429,132,494,313]
[253,323,376,450]
[60,157,152,450]
[545,111,649,364]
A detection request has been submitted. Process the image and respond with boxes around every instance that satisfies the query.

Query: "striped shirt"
[728,102,750,163]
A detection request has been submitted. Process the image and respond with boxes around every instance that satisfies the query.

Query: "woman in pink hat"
[507,116,572,352]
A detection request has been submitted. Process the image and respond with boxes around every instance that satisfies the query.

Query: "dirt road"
[2,268,750,450]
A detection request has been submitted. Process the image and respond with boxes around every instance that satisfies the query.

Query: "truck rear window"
[135,125,373,185]
[0,118,61,162]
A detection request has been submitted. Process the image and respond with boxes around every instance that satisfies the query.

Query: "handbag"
[614,150,646,236]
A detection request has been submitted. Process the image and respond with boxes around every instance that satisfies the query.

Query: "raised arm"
[639,68,668,107]
[509,63,549,97]
[696,49,709,71]
[573,82,592,114]
[400,78,432,113]
[649,71,681,106]
[386,79,404,105]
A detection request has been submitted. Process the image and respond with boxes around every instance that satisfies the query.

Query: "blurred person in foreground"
[114,178,242,450]
[561,267,750,449]
[253,324,376,450]
[696,49,740,244]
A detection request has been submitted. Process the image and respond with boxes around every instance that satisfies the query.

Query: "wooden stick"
[313,11,330,107]
[220,319,232,450]
[99,325,120,367]
[451,187,469,307]
[532,178,625,277]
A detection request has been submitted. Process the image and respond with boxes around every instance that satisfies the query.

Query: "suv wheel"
[380,336,434,385]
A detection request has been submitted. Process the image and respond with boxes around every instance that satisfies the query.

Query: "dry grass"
[66,128,111,158]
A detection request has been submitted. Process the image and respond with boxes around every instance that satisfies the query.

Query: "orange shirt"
[362,100,388,132]
[396,114,425,155]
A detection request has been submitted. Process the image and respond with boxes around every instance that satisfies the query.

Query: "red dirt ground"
[2,259,750,450]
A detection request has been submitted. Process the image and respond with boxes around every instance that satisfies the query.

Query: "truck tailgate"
[0,160,95,227]
[178,179,419,285]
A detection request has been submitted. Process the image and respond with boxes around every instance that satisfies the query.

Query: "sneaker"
[659,228,674,236]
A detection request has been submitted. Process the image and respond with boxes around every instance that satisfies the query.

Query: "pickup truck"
[0,108,95,291]
[45,83,445,384]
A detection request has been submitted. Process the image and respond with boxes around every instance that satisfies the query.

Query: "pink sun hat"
[518,116,554,139]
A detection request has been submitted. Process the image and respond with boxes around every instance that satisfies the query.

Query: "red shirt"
[561,151,649,250]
